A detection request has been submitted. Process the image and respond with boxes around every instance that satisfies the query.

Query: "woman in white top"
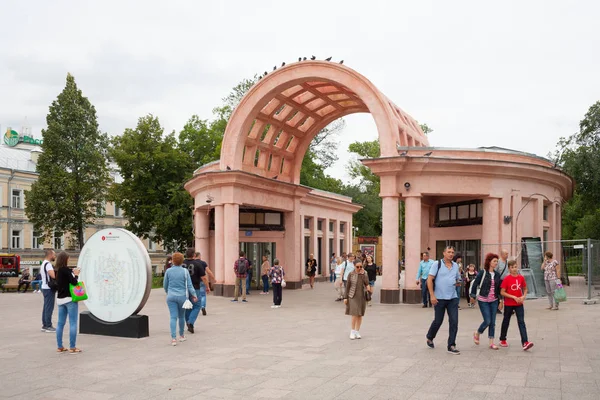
[334,257,345,301]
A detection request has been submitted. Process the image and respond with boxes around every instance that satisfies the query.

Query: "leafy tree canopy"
[25,73,110,249]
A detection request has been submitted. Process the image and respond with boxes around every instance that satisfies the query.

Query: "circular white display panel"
[78,228,152,323]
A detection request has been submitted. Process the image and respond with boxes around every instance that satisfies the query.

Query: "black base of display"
[79,311,149,338]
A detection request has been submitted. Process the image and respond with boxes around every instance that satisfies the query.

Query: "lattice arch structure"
[219,61,428,184]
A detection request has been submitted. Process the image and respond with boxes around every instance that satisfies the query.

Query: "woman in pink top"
[470,253,504,350]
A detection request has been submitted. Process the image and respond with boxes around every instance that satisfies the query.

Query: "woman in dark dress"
[364,255,377,306]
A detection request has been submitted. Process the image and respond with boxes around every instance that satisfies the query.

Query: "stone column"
[549,202,557,257]
[482,197,501,254]
[195,208,210,263]
[511,192,522,257]
[284,198,303,289]
[222,203,239,297]
[333,220,340,257]
[213,205,225,295]
[381,196,400,303]
[323,217,330,278]
[403,195,422,304]
[555,202,562,258]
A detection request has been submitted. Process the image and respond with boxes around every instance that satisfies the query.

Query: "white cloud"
[1,0,599,181]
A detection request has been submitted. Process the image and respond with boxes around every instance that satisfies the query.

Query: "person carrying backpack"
[232,251,249,303]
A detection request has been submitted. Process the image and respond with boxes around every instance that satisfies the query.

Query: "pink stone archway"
[219,61,428,184]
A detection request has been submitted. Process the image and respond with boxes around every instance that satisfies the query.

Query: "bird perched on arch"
[325,56,332,61]
[298,57,302,62]
[263,71,268,77]
[303,57,307,61]
[281,62,286,67]
[310,55,316,60]
[273,66,277,71]
[339,60,344,64]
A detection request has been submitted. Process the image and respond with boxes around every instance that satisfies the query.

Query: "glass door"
[239,242,275,289]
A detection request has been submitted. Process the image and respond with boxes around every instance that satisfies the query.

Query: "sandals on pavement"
[69,348,82,354]
[490,344,499,350]
[473,331,480,345]
[56,347,68,353]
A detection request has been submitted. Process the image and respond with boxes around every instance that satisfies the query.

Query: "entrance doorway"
[436,240,481,269]
[239,242,276,290]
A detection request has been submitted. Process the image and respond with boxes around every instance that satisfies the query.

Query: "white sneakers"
[349,330,362,340]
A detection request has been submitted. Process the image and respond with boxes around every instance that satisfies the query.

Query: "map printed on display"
[78,229,152,323]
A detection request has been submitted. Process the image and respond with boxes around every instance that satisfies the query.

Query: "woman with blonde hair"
[164,252,197,346]
[344,261,372,339]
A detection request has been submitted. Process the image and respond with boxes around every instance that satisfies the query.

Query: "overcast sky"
[1,1,599,182]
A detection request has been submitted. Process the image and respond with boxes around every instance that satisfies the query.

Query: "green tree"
[25,73,110,249]
[556,100,600,239]
[110,115,194,251]
[345,140,383,236]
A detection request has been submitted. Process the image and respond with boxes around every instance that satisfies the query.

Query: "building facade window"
[436,200,483,227]
[149,238,156,251]
[543,205,549,221]
[32,231,44,249]
[317,220,323,231]
[304,218,310,229]
[340,222,345,234]
[329,221,334,232]
[114,204,122,217]
[54,232,64,250]
[11,230,22,249]
[12,189,23,209]
[96,201,106,217]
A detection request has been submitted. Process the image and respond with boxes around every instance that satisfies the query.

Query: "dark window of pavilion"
[209,208,285,231]
[435,200,483,227]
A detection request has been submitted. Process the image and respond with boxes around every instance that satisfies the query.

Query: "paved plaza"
[2,280,600,400]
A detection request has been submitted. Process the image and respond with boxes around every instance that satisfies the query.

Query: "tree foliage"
[557,100,600,239]
[25,73,110,249]
[109,115,194,252]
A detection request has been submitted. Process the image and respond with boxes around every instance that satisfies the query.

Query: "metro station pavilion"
[185,61,573,304]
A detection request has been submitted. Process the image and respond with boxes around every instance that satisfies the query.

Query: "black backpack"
[237,258,248,275]
[42,261,58,292]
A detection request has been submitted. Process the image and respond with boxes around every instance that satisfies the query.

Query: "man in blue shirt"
[426,246,461,355]
[416,251,434,308]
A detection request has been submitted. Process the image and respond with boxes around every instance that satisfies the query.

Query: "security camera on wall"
[206,194,214,204]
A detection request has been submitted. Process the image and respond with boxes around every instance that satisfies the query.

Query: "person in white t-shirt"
[40,249,57,332]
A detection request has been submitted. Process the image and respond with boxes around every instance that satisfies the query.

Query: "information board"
[78,229,152,323]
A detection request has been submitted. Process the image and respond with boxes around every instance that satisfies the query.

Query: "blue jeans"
[31,280,42,291]
[56,301,78,349]
[167,295,187,339]
[185,284,206,326]
[426,297,459,349]
[420,278,430,306]
[500,305,528,345]
[246,274,252,294]
[41,289,55,328]
[262,275,269,293]
[477,299,499,338]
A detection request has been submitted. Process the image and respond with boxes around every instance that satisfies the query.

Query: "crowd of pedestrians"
[31,243,555,352]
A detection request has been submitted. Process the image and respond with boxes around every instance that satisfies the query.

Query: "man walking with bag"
[426,246,462,355]
[232,251,249,303]
[40,249,57,332]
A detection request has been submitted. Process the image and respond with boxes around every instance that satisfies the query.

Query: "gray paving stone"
[2,280,600,399]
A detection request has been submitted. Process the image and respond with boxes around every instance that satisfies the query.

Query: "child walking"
[464,264,477,308]
[499,260,534,351]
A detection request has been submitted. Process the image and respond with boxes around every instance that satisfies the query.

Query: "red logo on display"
[101,236,106,241]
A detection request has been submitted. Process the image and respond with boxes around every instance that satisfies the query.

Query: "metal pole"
[587,238,592,301]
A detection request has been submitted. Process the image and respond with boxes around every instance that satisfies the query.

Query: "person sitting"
[18,270,32,293]
[30,272,43,293]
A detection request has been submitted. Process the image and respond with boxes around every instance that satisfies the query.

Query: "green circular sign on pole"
[4,129,19,147]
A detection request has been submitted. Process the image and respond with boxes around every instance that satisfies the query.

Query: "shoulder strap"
[434,260,442,279]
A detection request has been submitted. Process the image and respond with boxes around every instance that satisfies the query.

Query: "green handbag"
[69,281,88,302]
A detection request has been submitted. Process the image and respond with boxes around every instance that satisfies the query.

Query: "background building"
[0,139,167,276]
